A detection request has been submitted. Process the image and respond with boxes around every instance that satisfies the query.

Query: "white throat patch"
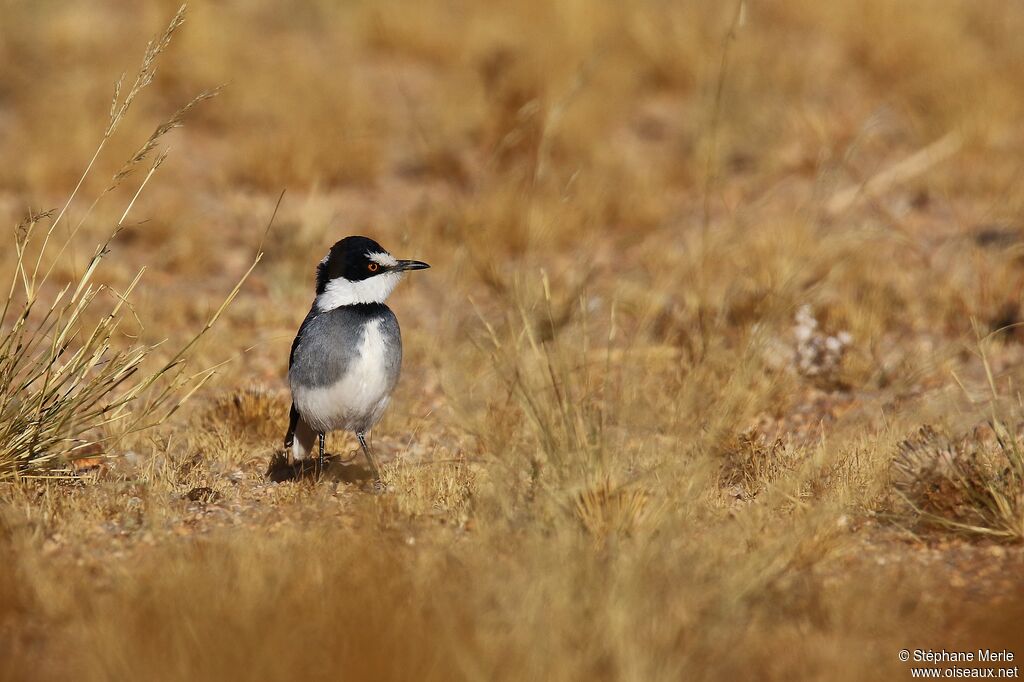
[316,271,403,310]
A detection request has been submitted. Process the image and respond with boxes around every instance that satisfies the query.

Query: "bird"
[284,235,429,488]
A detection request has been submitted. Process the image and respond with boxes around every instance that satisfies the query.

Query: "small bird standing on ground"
[284,236,429,487]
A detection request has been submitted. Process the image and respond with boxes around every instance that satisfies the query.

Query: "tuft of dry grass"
[893,422,1024,541]
[573,476,657,544]
[0,5,255,482]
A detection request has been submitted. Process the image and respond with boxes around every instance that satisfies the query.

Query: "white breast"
[292,319,395,434]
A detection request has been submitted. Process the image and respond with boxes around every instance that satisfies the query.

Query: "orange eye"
[368,262,379,272]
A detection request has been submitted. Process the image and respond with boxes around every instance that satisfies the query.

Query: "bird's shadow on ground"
[265,451,374,485]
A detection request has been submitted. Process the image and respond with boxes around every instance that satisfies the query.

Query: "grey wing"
[379,307,403,390]
[288,307,365,389]
[289,307,319,370]
[285,307,318,447]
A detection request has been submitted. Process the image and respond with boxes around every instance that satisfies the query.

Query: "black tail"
[284,403,299,448]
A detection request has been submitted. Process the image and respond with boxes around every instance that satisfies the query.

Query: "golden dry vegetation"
[3,1,1024,680]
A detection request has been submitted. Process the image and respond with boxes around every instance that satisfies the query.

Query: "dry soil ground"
[3,2,1024,680]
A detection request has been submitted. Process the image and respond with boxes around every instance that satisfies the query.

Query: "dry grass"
[0,6,256,482]
[4,1,1024,680]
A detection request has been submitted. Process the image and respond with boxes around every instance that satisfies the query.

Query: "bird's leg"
[318,432,326,476]
[356,432,383,490]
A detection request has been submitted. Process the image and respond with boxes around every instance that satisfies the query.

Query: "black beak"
[395,259,430,272]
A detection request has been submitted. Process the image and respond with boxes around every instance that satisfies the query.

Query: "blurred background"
[3,0,1024,375]
[3,2,1024,680]
[4,0,1024,340]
